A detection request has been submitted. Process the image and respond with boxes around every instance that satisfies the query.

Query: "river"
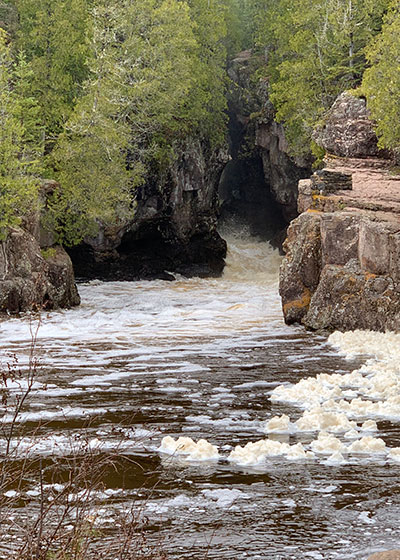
[0,236,399,559]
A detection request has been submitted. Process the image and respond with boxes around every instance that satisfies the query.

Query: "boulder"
[280,208,400,332]
[0,227,80,314]
[313,92,379,158]
[303,262,400,332]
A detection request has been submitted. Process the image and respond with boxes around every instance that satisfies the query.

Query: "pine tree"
[14,0,91,150]
[249,0,390,155]
[362,3,400,149]
[0,29,41,236]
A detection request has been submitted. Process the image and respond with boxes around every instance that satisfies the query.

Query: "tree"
[49,0,206,245]
[249,0,390,155]
[0,28,41,236]
[362,3,400,149]
[14,0,91,150]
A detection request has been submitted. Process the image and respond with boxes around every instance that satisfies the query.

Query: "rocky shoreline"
[280,157,400,332]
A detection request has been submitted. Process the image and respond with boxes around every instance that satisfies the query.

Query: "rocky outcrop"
[313,91,380,158]
[280,159,400,332]
[67,138,228,280]
[219,51,311,241]
[0,227,80,314]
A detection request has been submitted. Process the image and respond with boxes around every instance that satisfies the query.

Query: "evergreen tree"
[250,0,390,155]
[14,0,91,150]
[0,29,41,236]
[49,0,207,244]
[362,3,400,149]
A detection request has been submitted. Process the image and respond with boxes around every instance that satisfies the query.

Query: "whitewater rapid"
[1,236,400,559]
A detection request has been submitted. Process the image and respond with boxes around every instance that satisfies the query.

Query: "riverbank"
[280,156,400,332]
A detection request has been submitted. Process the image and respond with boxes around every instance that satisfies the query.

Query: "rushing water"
[1,236,400,559]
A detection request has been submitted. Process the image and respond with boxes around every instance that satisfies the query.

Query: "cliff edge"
[280,92,400,332]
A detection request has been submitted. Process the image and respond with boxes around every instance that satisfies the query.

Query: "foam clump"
[360,420,377,432]
[264,414,292,433]
[295,408,355,433]
[228,439,288,466]
[228,439,314,466]
[271,377,343,408]
[344,429,359,439]
[285,442,314,460]
[159,436,219,461]
[310,431,347,455]
[348,436,386,454]
[325,451,346,466]
[388,448,400,462]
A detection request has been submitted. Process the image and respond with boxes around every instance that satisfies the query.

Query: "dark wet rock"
[312,169,353,193]
[68,138,228,280]
[0,227,80,314]
[313,91,380,158]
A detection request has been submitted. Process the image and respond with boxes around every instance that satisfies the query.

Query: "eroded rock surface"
[280,158,400,332]
[0,227,80,314]
[67,138,228,280]
[220,51,311,242]
[313,91,380,158]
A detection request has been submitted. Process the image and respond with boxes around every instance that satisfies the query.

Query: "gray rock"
[280,208,400,332]
[313,92,379,158]
[0,227,80,314]
[279,212,322,324]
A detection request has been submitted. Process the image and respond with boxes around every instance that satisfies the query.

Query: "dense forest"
[0,0,399,244]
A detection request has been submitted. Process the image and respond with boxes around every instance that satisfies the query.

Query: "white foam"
[388,447,400,462]
[264,414,293,434]
[295,408,356,433]
[348,436,387,454]
[201,488,249,508]
[310,432,347,455]
[159,436,219,461]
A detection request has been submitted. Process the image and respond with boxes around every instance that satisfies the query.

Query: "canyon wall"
[219,51,311,242]
[67,138,228,281]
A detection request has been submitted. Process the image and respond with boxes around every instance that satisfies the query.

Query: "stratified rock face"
[280,211,400,332]
[0,227,80,314]
[68,138,228,280]
[313,92,379,158]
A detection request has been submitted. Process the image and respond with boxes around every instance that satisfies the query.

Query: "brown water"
[0,237,399,559]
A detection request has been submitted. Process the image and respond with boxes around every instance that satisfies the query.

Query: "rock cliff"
[0,226,80,314]
[280,158,400,332]
[67,138,228,280]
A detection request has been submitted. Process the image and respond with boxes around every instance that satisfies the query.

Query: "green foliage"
[249,0,391,155]
[40,247,56,260]
[311,141,326,169]
[14,0,91,149]
[47,0,230,245]
[362,2,400,149]
[0,28,41,237]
